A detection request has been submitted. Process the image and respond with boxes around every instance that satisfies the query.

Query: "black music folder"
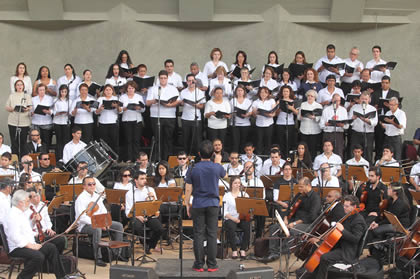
[288,63,313,77]
[214,111,231,119]
[361,82,381,92]
[103,100,123,110]
[183,96,206,106]
[133,76,155,90]
[120,67,138,75]
[257,104,279,115]
[322,61,345,70]
[264,64,284,75]
[34,105,51,115]
[346,94,360,102]
[353,110,376,119]
[379,115,400,125]
[14,105,27,113]
[238,80,261,89]
[328,119,353,125]
[372,62,397,71]
[300,108,323,118]
[76,100,99,109]
[156,96,178,105]
[88,83,103,96]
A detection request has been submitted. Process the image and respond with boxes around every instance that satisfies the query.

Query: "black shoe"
[96,259,107,267]
[266,253,279,262]
[145,247,152,255]
[117,255,129,262]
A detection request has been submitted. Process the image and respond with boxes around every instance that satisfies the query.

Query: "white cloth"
[223,164,244,176]
[205,99,231,129]
[52,99,70,125]
[203,61,229,79]
[62,140,87,164]
[0,192,10,224]
[239,154,263,174]
[314,55,345,83]
[113,182,133,191]
[320,105,349,132]
[366,59,391,83]
[10,76,32,95]
[313,153,343,176]
[71,96,96,124]
[349,104,378,133]
[223,191,249,219]
[19,170,42,182]
[31,95,54,125]
[317,87,344,105]
[375,159,399,167]
[105,76,127,87]
[97,96,119,124]
[125,186,157,216]
[252,98,276,127]
[0,145,11,155]
[383,109,406,136]
[180,88,206,121]
[311,176,340,187]
[147,85,179,118]
[57,75,82,101]
[157,179,176,188]
[298,101,323,135]
[259,79,279,91]
[345,157,370,177]
[24,201,52,233]
[74,190,107,231]
[156,72,183,88]
[259,159,285,176]
[4,206,36,252]
[120,93,145,123]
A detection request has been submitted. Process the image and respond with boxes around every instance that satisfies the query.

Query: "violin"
[379,190,389,217]
[288,193,303,220]
[359,183,368,211]
[398,219,420,259]
[86,191,105,218]
[30,203,47,242]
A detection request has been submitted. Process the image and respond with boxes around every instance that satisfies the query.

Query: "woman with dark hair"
[223,176,250,259]
[278,69,298,94]
[53,84,70,160]
[154,161,175,188]
[259,67,279,92]
[275,85,298,155]
[262,51,280,79]
[33,66,57,97]
[6,79,33,156]
[291,142,313,169]
[290,51,308,89]
[71,83,96,143]
[18,173,32,191]
[105,64,127,93]
[115,50,134,70]
[229,50,251,78]
[31,84,54,151]
[57,64,82,101]
[77,69,101,98]
[203,48,229,79]
[10,62,32,94]
[205,87,232,143]
[231,84,252,153]
[298,68,323,101]
[114,168,132,190]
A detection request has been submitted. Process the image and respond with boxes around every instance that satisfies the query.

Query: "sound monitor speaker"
[227,266,274,279]
[109,265,158,279]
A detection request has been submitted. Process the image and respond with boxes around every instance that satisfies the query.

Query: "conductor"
[185,140,226,272]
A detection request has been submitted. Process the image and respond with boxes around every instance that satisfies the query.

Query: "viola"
[30,204,45,242]
[398,219,420,259]
[288,193,303,220]
[86,191,105,218]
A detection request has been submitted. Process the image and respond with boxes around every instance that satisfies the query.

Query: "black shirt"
[273,176,297,190]
[290,189,321,224]
[356,182,387,214]
[380,197,410,228]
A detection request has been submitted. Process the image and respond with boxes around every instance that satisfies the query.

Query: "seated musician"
[323,190,346,223]
[356,167,387,224]
[311,162,340,188]
[223,176,250,260]
[223,151,244,176]
[4,190,67,279]
[240,142,263,174]
[113,168,132,191]
[0,178,12,223]
[310,195,367,279]
[34,152,61,201]
[261,144,282,169]
[291,142,313,169]
[24,187,66,254]
[409,161,420,191]
[154,161,176,188]
[135,151,154,176]
[375,144,399,167]
[173,151,191,178]
[62,126,86,165]
[19,155,42,182]
[265,177,321,262]
[273,162,297,211]
[75,176,126,267]
[260,149,285,176]
[125,171,163,254]
[69,161,105,193]
[0,152,18,181]
[313,140,342,178]
[345,144,370,193]
[211,138,229,163]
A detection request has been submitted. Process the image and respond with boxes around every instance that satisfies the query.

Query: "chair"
[90,213,130,274]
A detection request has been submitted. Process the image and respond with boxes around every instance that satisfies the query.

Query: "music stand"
[384,211,409,235]
[292,168,314,181]
[48,195,65,230]
[313,187,342,198]
[381,167,407,183]
[235,197,269,217]
[261,175,281,189]
[105,189,128,205]
[155,187,183,244]
[278,184,301,201]
[245,187,264,199]
[408,189,420,205]
[59,184,84,202]
[0,175,14,181]
[43,172,72,195]
[341,165,368,182]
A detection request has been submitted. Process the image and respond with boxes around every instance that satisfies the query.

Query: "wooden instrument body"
[399,220,420,259]
[295,218,330,260]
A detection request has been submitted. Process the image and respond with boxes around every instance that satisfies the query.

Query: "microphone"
[333,102,337,111]
[158,86,161,97]
[362,102,367,111]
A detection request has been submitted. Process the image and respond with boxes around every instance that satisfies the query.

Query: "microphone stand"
[188,83,198,157]
[130,181,136,266]
[285,101,290,157]
[15,92,26,158]
[67,78,75,126]
[157,86,162,162]
[333,102,338,155]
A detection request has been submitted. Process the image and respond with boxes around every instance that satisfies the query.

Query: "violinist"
[273,162,297,211]
[69,161,105,193]
[125,171,163,255]
[24,187,66,254]
[356,167,387,224]
[223,176,250,260]
[260,149,285,176]
[75,176,126,267]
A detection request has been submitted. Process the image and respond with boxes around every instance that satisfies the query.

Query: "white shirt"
[278,81,298,92]
[223,164,244,176]
[223,191,249,219]
[184,72,209,88]
[209,78,233,99]
[10,76,32,95]
[313,153,343,176]
[125,186,157,216]
[317,87,344,105]
[114,182,133,191]
[252,98,276,127]
[105,76,127,87]
[75,190,107,231]
[231,98,252,126]
[52,98,70,125]
[19,170,42,182]
[57,75,82,101]
[24,201,52,233]
[68,177,105,193]
[259,79,279,91]
[180,88,206,121]
[375,159,399,167]
[348,104,378,133]
[239,154,263,174]
[298,101,323,135]
[62,140,87,164]
[276,101,295,125]
[346,157,370,177]
[71,96,96,124]
[147,85,179,118]
[320,105,349,132]
[314,55,345,83]
[384,108,407,136]
[204,99,231,129]
[203,61,229,79]
[311,176,340,187]
[410,162,420,186]
[97,96,120,124]
[366,59,391,83]
[4,206,36,252]
[120,93,145,123]
[0,192,10,224]
[31,95,54,125]
[341,58,364,84]
[156,72,183,88]
[0,144,11,155]
[259,160,285,176]
[157,179,176,188]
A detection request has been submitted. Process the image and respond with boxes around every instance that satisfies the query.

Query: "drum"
[65,140,115,177]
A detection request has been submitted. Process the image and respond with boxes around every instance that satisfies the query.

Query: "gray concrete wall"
[1,5,419,146]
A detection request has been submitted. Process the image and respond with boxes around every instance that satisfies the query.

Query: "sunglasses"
[31,134,40,137]
[87,182,96,186]
[178,157,187,160]
[41,158,50,161]
[123,174,131,177]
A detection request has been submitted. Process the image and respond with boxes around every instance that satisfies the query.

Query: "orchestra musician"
[273,162,297,211]
[0,152,18,180]
[375,144,399,167]
[291,142,313,170]
[135,151,154,176]
[345,144,370,193]
[313,140,342,178]
[409,161,420,191]
[223,152,243,176]
[0,178,12,224]
[62,126,86,165]
[23,128,48,156]
[211,138,229,163]
[239,143,263,174]
[173,151,191,178]
[69,161,105,193]
[125,171,163,255]
[20,155,42,183]
[259,149,285,176]
[75,176,126,267]
[223,176,250,260]
[34,152,61,201]
[311,162,340,188]
[323,190,346,223]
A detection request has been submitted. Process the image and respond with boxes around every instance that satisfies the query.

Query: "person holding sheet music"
[95,84,122,155]
[188,62,208,91]
[381,97,406,160]
[180,74,205,155]
[32,66,57,97]
[223,176,250,260]
[261,51,281,79]
[77,69,101,99]
[10,62,32,94]
[203,48,229,79]
[231,84,252,153]
[31,84,54,152]
[104,64,127,94]
[56,64,82,101]
[71,83,96,144]
[6,79,32,156]
[298,68,323,101]
[229,50,251,79]
[344,80,362,112]
[278,69,298,93]
[298,90,323,159]
[259,67,279,92]
[341,47,364,95]
[366,45,391,83]
[289,51,308,89]
[320,93,349,159]
[115,50,135,77]
[311,162,340,188]
[146,70,180,161]
[120,80,145,162]
[276,85,298,155]
[234,68,257,99]
[204,87,231,143]
[209,66,233,99]
[134,64,152,95]
[53,84,70,160]
[317,74,345,106]
[314,44,345,84]
[155,59,183,91]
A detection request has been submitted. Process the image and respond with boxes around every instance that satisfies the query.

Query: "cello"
[398,219,420,259]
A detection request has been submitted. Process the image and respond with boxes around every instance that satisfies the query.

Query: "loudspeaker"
[109,265,158,279]
[227,266,274,279]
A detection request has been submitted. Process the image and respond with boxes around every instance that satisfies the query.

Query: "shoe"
[193,268,204,272]
[240,250,247,260]
[207,267,219,272]
[145,247,152,255]
[96,259,107,267]
[117,255,129,262]
[265,253,279,262]
[232,252,238,259]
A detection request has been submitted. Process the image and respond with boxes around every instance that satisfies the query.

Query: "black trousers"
[43,235,66,255]
[122,121,142,162]
[207,128,227,145]
[191,206,219,269]
[384,135,402,160]
[98,123,119,156]
[151,117,176,161]
[10,243,65,279]
[182,120,202,156]
[132,217,163,249]
[256,125,273,155]
[374,124,385,161]
[300,133,322,160]
[323,132,345,159]
[54,124,70,161]
[231,125,250,153]
[276,124,297,156]
[314,248,346,279]
[76,123,94,144]
[351,131,374,164]
[8,125,29,157]
[224,219,250,251]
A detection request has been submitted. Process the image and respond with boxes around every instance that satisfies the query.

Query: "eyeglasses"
[31,134,40,137]
[123,174,131,177]
[41,158,50,161]
[27,181,33,184]
[87,182,96,186]
[178,157,187,160]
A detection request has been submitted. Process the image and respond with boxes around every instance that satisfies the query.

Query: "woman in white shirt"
[259,67,279,92]
[275,85,299,156]
[77,69,101,99]
[297,89,323,159]
[53,85,70,160]
[203,48,229,79]
[229,50,251,79]
[56,64,82,101]
[96,84,122,154]
[231,85,252,153]
[252,87,277,155]
[205,87,231,144]
[115,50,135,77]
[223,176,250,259]
[31,84,54,151]
[209,66,233,99]
[262,51,281,79]
[104,64,127,94]
[154,161,176,188]
[120,81,145,162]
[10,62,32,94]
[278,69,298,93]
[113,167,132,226]
[33,66,57,97]
[71,83,96,143]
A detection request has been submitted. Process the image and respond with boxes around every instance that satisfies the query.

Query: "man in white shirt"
[349,92,378,163]
[75,176,125,267]
[146,70,181,161]
[313,140,343,178]
[223,152,243,176]
[320,93,349,159]
[260,149,285,176]
[345,145,370,193]
[311,162,340,188]
[68,161,105,193]
[19,155,42,182]
[341,47,364,95]
[375,145,399,167]
[5,190,66,279]
[409,162,420,191]
[0,179,12,224]
[0,133,11,156]
[187,62,209,91]
[366,45,391,83]
[314,44,345,84]
[155,59,183,91]
[317,75,344,106]
[381,97,406,160]
[62,126,87,164]
[0,152,18,180]
[240,143,263,174]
